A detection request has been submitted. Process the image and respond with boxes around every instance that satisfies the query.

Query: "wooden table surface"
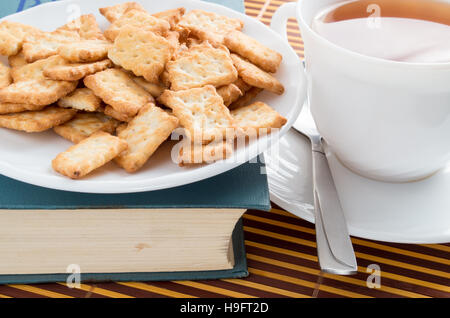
[0,0,448,298]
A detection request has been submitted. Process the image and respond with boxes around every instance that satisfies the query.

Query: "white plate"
[266,127,450,244]
[0,0,306,193]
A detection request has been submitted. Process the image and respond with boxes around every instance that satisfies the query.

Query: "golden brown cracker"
[178,140,233,166]
[217,84,242,107]
[233,77,252,93]
[0,63,12,89]
[99,2,146,23]
[0,102,45,115]
[231,101,287,134]
[57,88,102,112]
[84,68,153,117]
[224,30,282,73]
[153,8,185,29]
[229,87,263,110]
[22,29,81,63]
[0,106,77,132]
[108,26,172,83]
[8,51,28,68]
[52,131,128,179]
[104,9,170,42]
[178,10,244,46]
[132,76,166,98]
[58,40,112,63]
[0,21,42,56]
[230,54,284,95]
[115,104,179,172]
[167,42,237,90]
[58,14,106,40]
[103,105,134,123]
[158,85,235,143]
[43,59,112,81]
[54,112,119,143]
[0,80,78,106]
[11,55,66,82]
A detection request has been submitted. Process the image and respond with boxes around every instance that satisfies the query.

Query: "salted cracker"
[104,9,170,42]
[84,68,153,116]
[0,64,12,89]
[99,2,146,23]
[224,30,282,73]
[0,21,42,56]
[0,106,77,133]
[58,40,112,63]
[229,87,263,110]
[132,76,166,98]
[115,104,179,173]
[54,112,119,144]
[0,80,78,106]
[43,59,112,81]
[153,8,186,29]
[158,85,236,143]
[231,101,287,135]
[57,88,102,112]
[103,105,134,123]
[217,84,242,107]
[22,29,81,63]
[178,10,244,46]
[11,55,66,82]
[8,51,28,68]
[0,103,46,115]
[57,14,106,40]
[178,141,233,166]
[108,27,172,83]
[230,54,284,95]
[52,131,128,179]
[167,42,237,90]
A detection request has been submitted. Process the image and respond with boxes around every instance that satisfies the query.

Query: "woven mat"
[0,0,448,298]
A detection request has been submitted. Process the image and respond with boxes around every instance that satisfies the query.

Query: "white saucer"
[266,129,450,244]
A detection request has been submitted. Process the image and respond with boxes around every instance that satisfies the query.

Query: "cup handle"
[270,2,298,42]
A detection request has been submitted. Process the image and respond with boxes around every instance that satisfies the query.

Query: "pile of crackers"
[0,2,287,179]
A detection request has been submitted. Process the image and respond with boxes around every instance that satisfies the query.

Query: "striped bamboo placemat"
[0,0,448,298]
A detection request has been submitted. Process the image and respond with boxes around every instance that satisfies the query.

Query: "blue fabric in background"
[0,0,245,18]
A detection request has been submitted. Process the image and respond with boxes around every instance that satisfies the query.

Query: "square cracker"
[99,2,146,23]
[54,112,119,144]
[131,76,166,98]
[0,80,78,106]
[231,101,287,134]
[84,68,153,117]
[0,64,12,89]
[0,103,46,115]
[104,105,134,123]
[0,106,77,133]
[22,29,81,63]
[52,131,128,179]
[57,14,106,40]
[108,26,172,83]
[224,31,283,73]
[229,87,263,110]
[166,42,237,90]
[43,59,112,81]
[216,84,242,107]
[0,21,42,56]
[58,88,102,112]
[104,9,170,42]
[115,104,179,173]
[178,140,233,166]
[158,85,236,143]
[230,54,284,95]
[11,55,66,82]
[152,8,186,29]
[178,10,244,46]
[58,40,112,63]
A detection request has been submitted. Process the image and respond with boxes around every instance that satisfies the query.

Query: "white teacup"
[272,0,450,182]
